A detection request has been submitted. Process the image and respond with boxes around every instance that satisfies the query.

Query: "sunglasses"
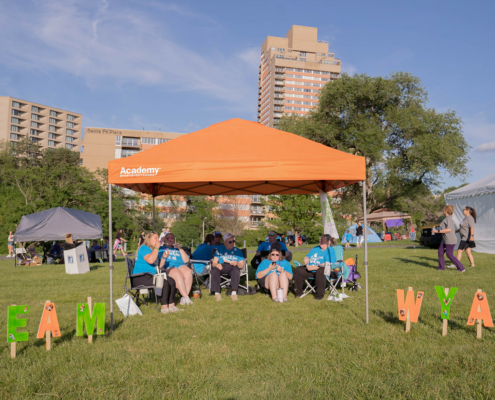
[227,240,235,244]
[268,234,276,236]
[271,253,280,257]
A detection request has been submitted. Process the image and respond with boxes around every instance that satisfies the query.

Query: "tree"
[264,195,322,247]
[214,196,249,237]
[278,72,470,217]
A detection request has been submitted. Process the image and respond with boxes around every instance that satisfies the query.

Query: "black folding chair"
[188,247,216,298]
[123,257,158,310]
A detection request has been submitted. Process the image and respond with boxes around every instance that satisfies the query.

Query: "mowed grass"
[1,246,495,399]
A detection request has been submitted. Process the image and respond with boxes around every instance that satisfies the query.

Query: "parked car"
[420,222,443,248]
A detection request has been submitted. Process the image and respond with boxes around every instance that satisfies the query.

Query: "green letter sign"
[7,305,29,343]
[76,303,105,337]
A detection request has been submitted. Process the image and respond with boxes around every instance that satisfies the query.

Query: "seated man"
[89,240,101,263]
[256,230,292,261]
[47,241,63,264]
[294,234,336,300]
[210,232,246,302]
[212,231,224,250]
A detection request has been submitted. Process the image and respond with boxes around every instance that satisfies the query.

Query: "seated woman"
[256,244,293,302]
[133,232,181,314]
[192,234,215,261]
[159,232,194,306]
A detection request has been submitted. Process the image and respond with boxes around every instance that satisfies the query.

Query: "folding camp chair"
[326,245,350,301]
[346,255,362,292]
[123,257,159,311]
[188,247,216,298]
[15,248,35,265]
[294,260,321,298]
[211,248,249,294]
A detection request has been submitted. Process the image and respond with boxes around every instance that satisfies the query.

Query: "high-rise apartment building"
[258,25,341,127]
[0,96,82,151]
[81,127,185,171]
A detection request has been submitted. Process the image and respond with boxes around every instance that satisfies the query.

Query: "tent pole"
[109,184,114,332]
[362,180,369,324]
[152,195,156,232]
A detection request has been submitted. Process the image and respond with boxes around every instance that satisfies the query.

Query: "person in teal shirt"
[191,234,215,275]
[212,231,224,250]
[256,230,292,261]
[132,232,180,314]
[158,233,193,306]
[256,244,293,302]
[294,234,336,300]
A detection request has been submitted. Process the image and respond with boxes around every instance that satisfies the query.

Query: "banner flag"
[319,190,339,239]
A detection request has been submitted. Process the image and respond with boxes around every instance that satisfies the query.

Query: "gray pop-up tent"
[14,207,103,242]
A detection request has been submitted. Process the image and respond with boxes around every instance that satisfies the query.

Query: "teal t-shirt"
[133,246,157,275]
[158,246,186,269]
[305,246,336,266]
[213,243,224,250]
[192,243,215,261]
[256,259,292,279]
[214,246,245,263]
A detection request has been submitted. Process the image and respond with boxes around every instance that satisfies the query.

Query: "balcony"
[274,80,284,85]
[274,86,284,92]
[250,206,264,215]
[122,138,140,147]
[274,93,284,99]
[275,74,285,79]
[251,195,262,203]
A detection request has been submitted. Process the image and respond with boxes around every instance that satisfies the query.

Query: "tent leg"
[109,184,114,333]
[363,181,369,324]
[152,196,155,232]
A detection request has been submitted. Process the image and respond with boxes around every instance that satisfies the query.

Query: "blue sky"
[0,0,494,190]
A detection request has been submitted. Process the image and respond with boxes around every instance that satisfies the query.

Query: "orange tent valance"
[108,118,366,195]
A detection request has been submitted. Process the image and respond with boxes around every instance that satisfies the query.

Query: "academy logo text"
[120,167,161,177]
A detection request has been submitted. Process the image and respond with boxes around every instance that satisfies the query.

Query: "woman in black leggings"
[133,232,181,313]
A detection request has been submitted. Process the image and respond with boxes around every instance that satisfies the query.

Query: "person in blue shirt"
[212,231,224,250]
[210,232,246,301]
[192,234,215,261]
[132,232,180,314]
[294,234,336,300]
[343,232,352,248]
[256,230,292,261]
[256,244,293,302]
[159,232,193,306]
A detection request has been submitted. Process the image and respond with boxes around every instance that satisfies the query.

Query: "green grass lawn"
[1,246,495,399]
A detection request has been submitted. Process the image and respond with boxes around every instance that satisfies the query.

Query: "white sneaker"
[160,308,169,314]
[180,297,186,305]
[446,265,456,269]
[186,297,193,305]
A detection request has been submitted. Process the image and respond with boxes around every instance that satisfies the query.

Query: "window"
[79,159,83,165]
[66,122,75,128]
[12,101,20,108]
[115,136,121,146]
[10,133,18,140]
[30,137,37,143]
[50,110,57,117]
[122,137,139,146]
[80,146,84,153]
[11,125,19,132]
[300,52,306,57]
[300,58,306,62]
[48,140,55,147]
[66,136,74,142]
[277,48,285,52]
[115,148,122,159]
[67,114,75,121]
[32,106,39,112]
[66,129,75,135]
[271,47,275,50]
[65,143,73,150]
[49,133,56,139]
[11,117,19,124]
[30,129,38,136]
[49,125,56,132]
[122,149,139,158]
[49,117,57,124]
[31,113,39,120]
[11,109,19,116]
[141,137,170,145]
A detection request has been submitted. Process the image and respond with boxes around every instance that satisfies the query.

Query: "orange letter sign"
[37,302,61,339]
[397,289,424,323]
[467,292,494,327]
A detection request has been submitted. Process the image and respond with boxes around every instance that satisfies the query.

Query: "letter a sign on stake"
[37,301,61,350]
[467,290,493,339]
[397,287,424,332]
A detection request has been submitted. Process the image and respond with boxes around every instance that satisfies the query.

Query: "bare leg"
[465,248,475,266]
[279,272,289,297]
[456,249,464,262]
[168,268,188,297]
[267,273,278,299]
[178,265,193,294]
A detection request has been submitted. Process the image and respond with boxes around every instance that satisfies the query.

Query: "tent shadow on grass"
[373,309,403,326]
[395,257,437,269]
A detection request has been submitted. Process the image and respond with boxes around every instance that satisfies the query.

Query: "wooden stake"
[10,304,16,359]
[442,288,449,337]
[45,300,51,351]
[405,287,412,332]
[477,289,482,339]
[88,297,93,344]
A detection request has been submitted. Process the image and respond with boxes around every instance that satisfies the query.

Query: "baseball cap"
[223,232,234,241]
[214,231,222,236]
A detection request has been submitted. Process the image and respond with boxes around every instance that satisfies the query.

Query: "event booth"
[445,173,495,254]
[358,208,413,231]
[341,224,382,244]
[14,207,103,274]
[107,118,369,330]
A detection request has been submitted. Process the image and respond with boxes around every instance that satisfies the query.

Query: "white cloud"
[474,141,495,152]
[236,47,260,71]
[0,0,256,107]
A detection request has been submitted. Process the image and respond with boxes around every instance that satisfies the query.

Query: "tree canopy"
[278,72,470,220]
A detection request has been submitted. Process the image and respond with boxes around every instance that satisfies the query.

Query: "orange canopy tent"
[106,118,371,329]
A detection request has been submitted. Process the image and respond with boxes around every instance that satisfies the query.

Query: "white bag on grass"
[115,294,143,317]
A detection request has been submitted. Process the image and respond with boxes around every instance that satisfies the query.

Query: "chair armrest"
[130,272,153,278]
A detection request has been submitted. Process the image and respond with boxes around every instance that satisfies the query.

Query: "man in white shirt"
[159,228,167,243]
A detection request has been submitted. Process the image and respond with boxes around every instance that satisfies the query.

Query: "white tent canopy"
[445,173,495,254]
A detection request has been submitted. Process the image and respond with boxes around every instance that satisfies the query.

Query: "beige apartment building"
[258,25,342,127]
[0,96,82,151]
[80,127,185,171]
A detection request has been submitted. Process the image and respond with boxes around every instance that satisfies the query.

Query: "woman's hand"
[270,262,277,270]
[162,250,169,259]
[276,265,284,273]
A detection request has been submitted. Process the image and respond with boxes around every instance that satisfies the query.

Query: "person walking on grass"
[436,205,465,272]
[7,231,14,257]
[113,229,127,258]
[454,206,477,268]
[354,223,364,248]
